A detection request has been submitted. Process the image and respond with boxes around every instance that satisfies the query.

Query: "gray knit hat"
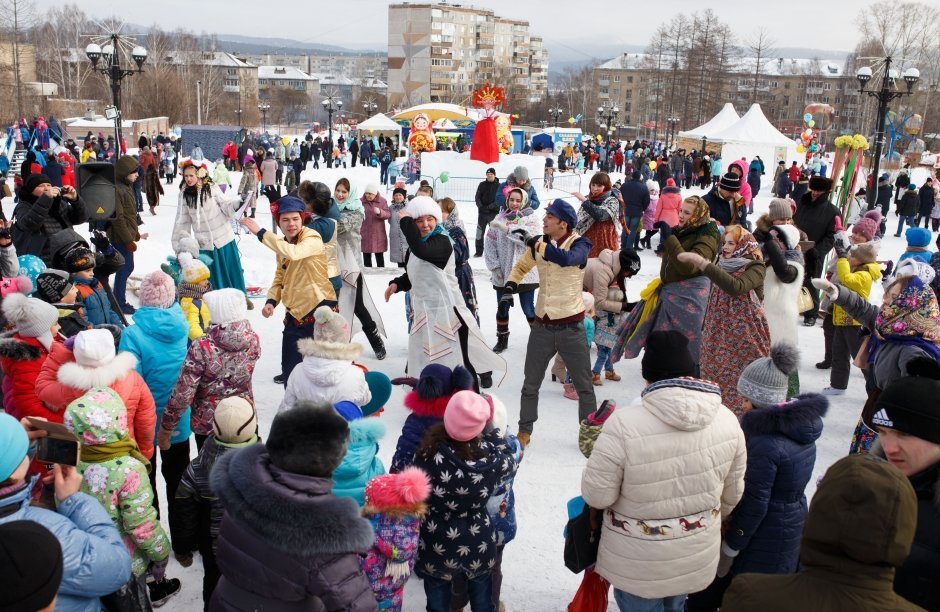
[737,343,800,408]
[1,293,60,339]
[768,198,793,221]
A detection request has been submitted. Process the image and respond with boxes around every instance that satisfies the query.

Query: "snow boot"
[364,324,386,360]
[492,332,509,354]
[479,372,493,389]
[563,383,579,400]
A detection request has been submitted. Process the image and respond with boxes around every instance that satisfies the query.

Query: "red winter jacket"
[0,333,56,421]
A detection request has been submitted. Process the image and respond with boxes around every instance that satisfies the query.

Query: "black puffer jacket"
[793,192,841,258]
[12,191,88,263]
[210,444,377,612]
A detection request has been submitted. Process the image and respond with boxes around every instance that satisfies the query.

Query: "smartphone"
[25,417,81,466]
[36,437,80,466]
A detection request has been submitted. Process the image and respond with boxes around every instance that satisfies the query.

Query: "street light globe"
[856,66,872,81]
[321,99,329,108]
[612,106,620,114]
[132,46,147,67]
[903,67,920,83]
[85,43,101,62]
[101,44,114,58]
[336,100,343,108]
[597,106,604,114]
[888,68,900,80]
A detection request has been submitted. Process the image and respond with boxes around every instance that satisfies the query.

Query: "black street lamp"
[666,115,679,151]
[234,108,242,127]
[362,100,378,116]
[856,57,919,205]
[596,102,619,171]
[85,34,147,147]
[321,95,343,168]
[548,106,564,127]
[258,103,271,133]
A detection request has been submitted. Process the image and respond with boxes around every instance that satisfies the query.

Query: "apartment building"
[242,53,388,83]
[387,2,548,108]
[258,65,320,97]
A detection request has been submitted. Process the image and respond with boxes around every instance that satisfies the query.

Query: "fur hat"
[361,371,392,417]
[267,401,349,477]
[808,176,833,192]
[737,343,800,409]
[0,412,28,482]
[363,466,431,513]
[63,246,95,273]
[0,520,63,611]
[2,293,59,339]
[407,195,442,222]
[641,331,695,382]
[212,396,257,444]
[870,358,940,443]
[443,391,493,442]
[203,288,247,326]
[393,187,407,198]
[0,276,32,299]
[718,172,741,192]
[177,252,210,285]
[768,198,793,221]
[34,269,73,304]
[138,270,176,308]
[297,306,361,361]
[905,227,932,248]
[849,242,878,265]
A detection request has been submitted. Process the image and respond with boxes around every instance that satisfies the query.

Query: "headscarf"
[875,276,940,339]
[679,195,711,230]
[724,225,763,261]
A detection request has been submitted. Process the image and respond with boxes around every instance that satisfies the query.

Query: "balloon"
[804,129,814,138]
[17,255,46,294]
[809,144,819,152]
[796,145,805,153]
[596,134,603,141]
[282,136,290,145]
[803,113,813,123]
[648,161,657,170]
[438,171,449,183]
[567,117,576,125]
[807,120,815,128]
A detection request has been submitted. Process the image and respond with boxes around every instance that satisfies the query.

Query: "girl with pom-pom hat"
[361,467,431,612]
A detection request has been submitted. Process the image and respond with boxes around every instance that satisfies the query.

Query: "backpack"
[380,150,392,165]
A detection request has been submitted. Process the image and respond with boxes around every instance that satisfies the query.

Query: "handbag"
[564,504,602,573]
[797,286,815,314]
[852,335,871,370]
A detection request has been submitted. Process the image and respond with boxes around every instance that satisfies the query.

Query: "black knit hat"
[266,401,349,477]
[34,269,74,304]
[718,172,741,192]
[21,173,52,196]
[641,331,696,382]
[0,520,63,611]
[64,246,95,273]
[619,250,641,276]
[868,358,940,444]
[809,176,833,192]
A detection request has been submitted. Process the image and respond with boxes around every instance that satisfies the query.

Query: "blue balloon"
[803,113,813,123]
[17,255,46,295]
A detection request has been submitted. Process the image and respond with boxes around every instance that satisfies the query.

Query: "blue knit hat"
[275,195,306,218]
[361,371,392,416]
[0,413,28,481]
[544,198,577,229]
[906,227,932,248]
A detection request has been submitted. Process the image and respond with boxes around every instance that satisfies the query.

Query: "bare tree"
[0,0,37,119]
[746,28,776,105]
[30,4,93,100]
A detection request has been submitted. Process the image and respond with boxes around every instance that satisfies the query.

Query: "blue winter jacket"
[73,275,124,327]
[391,414,441,473]
[0,483,132,612]
[119,304,192,445]
[332,418,386,506]
[620,179,651,217]
[725,393,827,575]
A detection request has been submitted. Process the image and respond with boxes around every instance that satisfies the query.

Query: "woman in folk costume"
[385,196,506,389]
[612,195,720,371]
[677,225,772,417]
[171,161,248,299]
[573,171,621,258]
[334,177,387,360]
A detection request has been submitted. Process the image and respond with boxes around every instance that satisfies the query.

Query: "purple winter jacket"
[209,444,378,612]
[360,193,391,254]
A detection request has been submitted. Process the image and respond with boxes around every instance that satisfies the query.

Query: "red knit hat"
[363,467,431,512]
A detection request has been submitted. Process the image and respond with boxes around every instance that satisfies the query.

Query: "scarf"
[727,227,762,261]
[442,206,465,232]
[422,223,451,243]
[216,435,259,449]
[718,257,752,272]
[177,281,209,301]
[875,277,940,339]
[337,197,364,213]
[81,437,151,474]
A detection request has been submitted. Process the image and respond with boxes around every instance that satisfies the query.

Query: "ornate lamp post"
[548,106,564,127]
[597,102,619,171]
[258,102,271,133]
[666,115,679,151]
[85,34,147,146]
[320,95,343,168]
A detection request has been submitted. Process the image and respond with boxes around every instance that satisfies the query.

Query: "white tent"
[356,113,401,134]
[708,103,801,173]
[678,103,740,139]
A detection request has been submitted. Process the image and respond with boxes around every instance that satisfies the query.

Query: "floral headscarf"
[680,196,711,229]
[724,225,763,261]
[875,276,940,339]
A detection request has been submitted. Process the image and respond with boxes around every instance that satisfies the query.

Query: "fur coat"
[280,338,370,412]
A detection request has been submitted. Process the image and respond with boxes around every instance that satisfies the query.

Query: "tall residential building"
[387,2,548,108]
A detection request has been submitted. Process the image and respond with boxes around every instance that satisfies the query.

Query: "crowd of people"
[2,117,940,612]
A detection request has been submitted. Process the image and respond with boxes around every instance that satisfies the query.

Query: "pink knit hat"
[851,210,882,243]
[138,271,176,308]
[443,390,494,442]
[0,276,32,299]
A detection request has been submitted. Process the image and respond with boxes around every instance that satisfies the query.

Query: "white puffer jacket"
[279,346,371,412]
[172,185,242,250]
[581,378,747,599]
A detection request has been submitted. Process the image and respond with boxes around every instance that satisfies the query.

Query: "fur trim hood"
[0,334,43,361]
[297,336,362,362]
[741,393,828,445]
[403,389,453,418]
[348,417,386,444]
[210,444,374,555]
[56,352,137,390]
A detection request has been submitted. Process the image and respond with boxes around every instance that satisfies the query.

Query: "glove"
[811,278,839,300]
[174,552,194,568]
[502,281,518,295]
[150,557,168,582]
[63,335,76,351]
[716,544,738,578]
[91,230,114,255]
[126,242,137,253]
[653,221,672,241]
[510,228,534,243]
[374,206,381,216]
[833,231,850,258]
[499,291,514,308]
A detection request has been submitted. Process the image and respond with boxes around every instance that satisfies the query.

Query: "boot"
[492,320,509,354]
[249,208,256,218]
[479,372,493,389]
[474,238,485,258]
[364,324,386,360]
[563,383,579,400]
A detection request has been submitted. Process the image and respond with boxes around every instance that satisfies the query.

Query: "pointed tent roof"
[709,103,794,145]
[679,103,740,139]
[356,113,401,132]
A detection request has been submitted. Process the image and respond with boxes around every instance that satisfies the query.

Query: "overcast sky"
[36,0,879,58]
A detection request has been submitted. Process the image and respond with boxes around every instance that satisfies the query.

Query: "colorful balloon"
[648,161,657,170]
[17,255,46,295]
[796,145,805,153]
[803,113,813,123]
[282,136,290,145]
[438,171,450,184]
[808,120,815,128]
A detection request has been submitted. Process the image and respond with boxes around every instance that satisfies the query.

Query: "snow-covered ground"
[3,159,930,611]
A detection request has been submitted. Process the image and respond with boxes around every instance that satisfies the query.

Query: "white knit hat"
[407,195,442,222]
[363,182,379,195]
[296,305,362,361]
[178,252,210,285]
[1,293,59,339]
[203,288,247,325]
[212,396,257,443]
[73,328,116,367]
